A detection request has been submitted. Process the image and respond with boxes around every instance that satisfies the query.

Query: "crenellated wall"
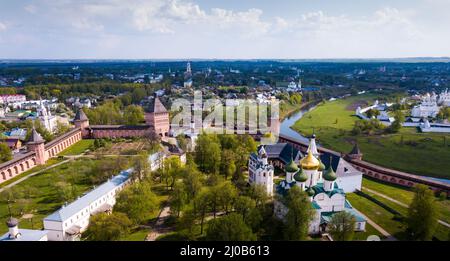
[0,128,82,184]
[85,125,152,139]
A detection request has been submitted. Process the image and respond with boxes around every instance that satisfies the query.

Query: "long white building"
[43,169,132,241]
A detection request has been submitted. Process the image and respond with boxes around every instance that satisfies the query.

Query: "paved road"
[146,206,172,241]
[0,160,70,193]
[363,187,450,229]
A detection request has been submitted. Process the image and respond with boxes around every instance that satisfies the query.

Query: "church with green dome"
[249,135,366,235]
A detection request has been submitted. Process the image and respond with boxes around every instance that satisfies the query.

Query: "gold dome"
[300,150,320,170]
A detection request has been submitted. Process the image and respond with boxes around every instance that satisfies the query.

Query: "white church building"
[248,135,366,235]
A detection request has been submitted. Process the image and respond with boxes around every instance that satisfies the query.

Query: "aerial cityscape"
[0,0,449,256]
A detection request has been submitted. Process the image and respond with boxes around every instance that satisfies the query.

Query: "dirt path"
[145,206,173,241]
[363,187,450,229]
[0,159,70,193]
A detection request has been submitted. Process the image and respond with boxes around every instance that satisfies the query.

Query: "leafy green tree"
[177,207,198,240]
[54,181,77,202]
[289,93,302,105]
[328,211,356,241]
[407,185,438,241]
[161,156,182,190]
[366,109,380,119]
[220,149,236,180]
[194,134,221,174]
[131,152,150,182]
[123,105,144,125]
[131,88,147,104]
[0,142,12,163]
[83,212,132,241]
[115,181,158,224]
[171,181,187,217]
[283,186,314,240]
[206,213,256,241]
[183,165,203,201]
[193,188,210,235]
[248,184,268,208]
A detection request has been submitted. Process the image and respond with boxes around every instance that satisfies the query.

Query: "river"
[279,103,450,184]
[279,103,316,143]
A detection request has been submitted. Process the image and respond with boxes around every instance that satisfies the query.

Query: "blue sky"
[0,0,449,59]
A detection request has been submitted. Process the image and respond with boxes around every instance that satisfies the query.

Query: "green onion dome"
[284,159,299,173]
[294,169,308,182]
[318,160,326,171]
[323,166,337,181]
[306,187,315,197]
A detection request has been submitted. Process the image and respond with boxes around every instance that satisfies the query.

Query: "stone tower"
[347,143,363,161]
[27,128,47,165]
[145,96,170,137]
[74,109,89,129]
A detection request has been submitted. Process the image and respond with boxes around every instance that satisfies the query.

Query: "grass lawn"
[0,158,63,189]
[292,95,450,179]
[347,192,449,241]
[118,227,149,241]
[347,193,408,240]
[59,139,95,156]
[352,223,384,241]
[0,158,125,235]
[362,177,450,224]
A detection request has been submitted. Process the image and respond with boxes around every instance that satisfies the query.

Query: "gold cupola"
[300,150,320,170]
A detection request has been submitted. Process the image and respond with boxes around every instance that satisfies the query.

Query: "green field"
[348,177,450,241]
[362,177,450,225]
[59,139,95,156]
[292,95,450,178]
[0,158,124,235]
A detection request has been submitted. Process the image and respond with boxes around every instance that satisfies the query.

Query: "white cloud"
[0,22,6,31]
[24,4,37,14]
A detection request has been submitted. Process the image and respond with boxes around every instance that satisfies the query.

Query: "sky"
[0,0,450,59]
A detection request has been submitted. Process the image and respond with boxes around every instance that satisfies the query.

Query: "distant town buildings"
[411,92,440,118]
[0,94,26,104]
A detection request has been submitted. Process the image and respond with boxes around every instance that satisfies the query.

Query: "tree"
[388,110,405,133]
[183,165,203,201]
[248,184,268,208]
[161,156,182,190]
[171,181,187,217]
[328,211,356,241]
[194,134,221,174]
[407,185,438,241]
[123,105,144,125]
[177,207,198,240]
[131,88,147,104]
[220,149,236,180]
[193,188,210,235]
[366,109,380,119]
[283,186,314,240]
[131,152,150,182]
[0,143,12,163]
[83,212,132,241]
[114,181,159,224]
[234,196,254,220]
[206,213,256,241]
[54,181,77,202]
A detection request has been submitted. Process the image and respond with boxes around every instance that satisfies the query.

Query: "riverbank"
[290,96,450,179]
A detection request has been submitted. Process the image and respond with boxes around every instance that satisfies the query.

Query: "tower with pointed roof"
[145,96,170,136]
[248,145,274,196]
[74,108,89,129]
[347,143,363,161]
[27,127,47,165]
